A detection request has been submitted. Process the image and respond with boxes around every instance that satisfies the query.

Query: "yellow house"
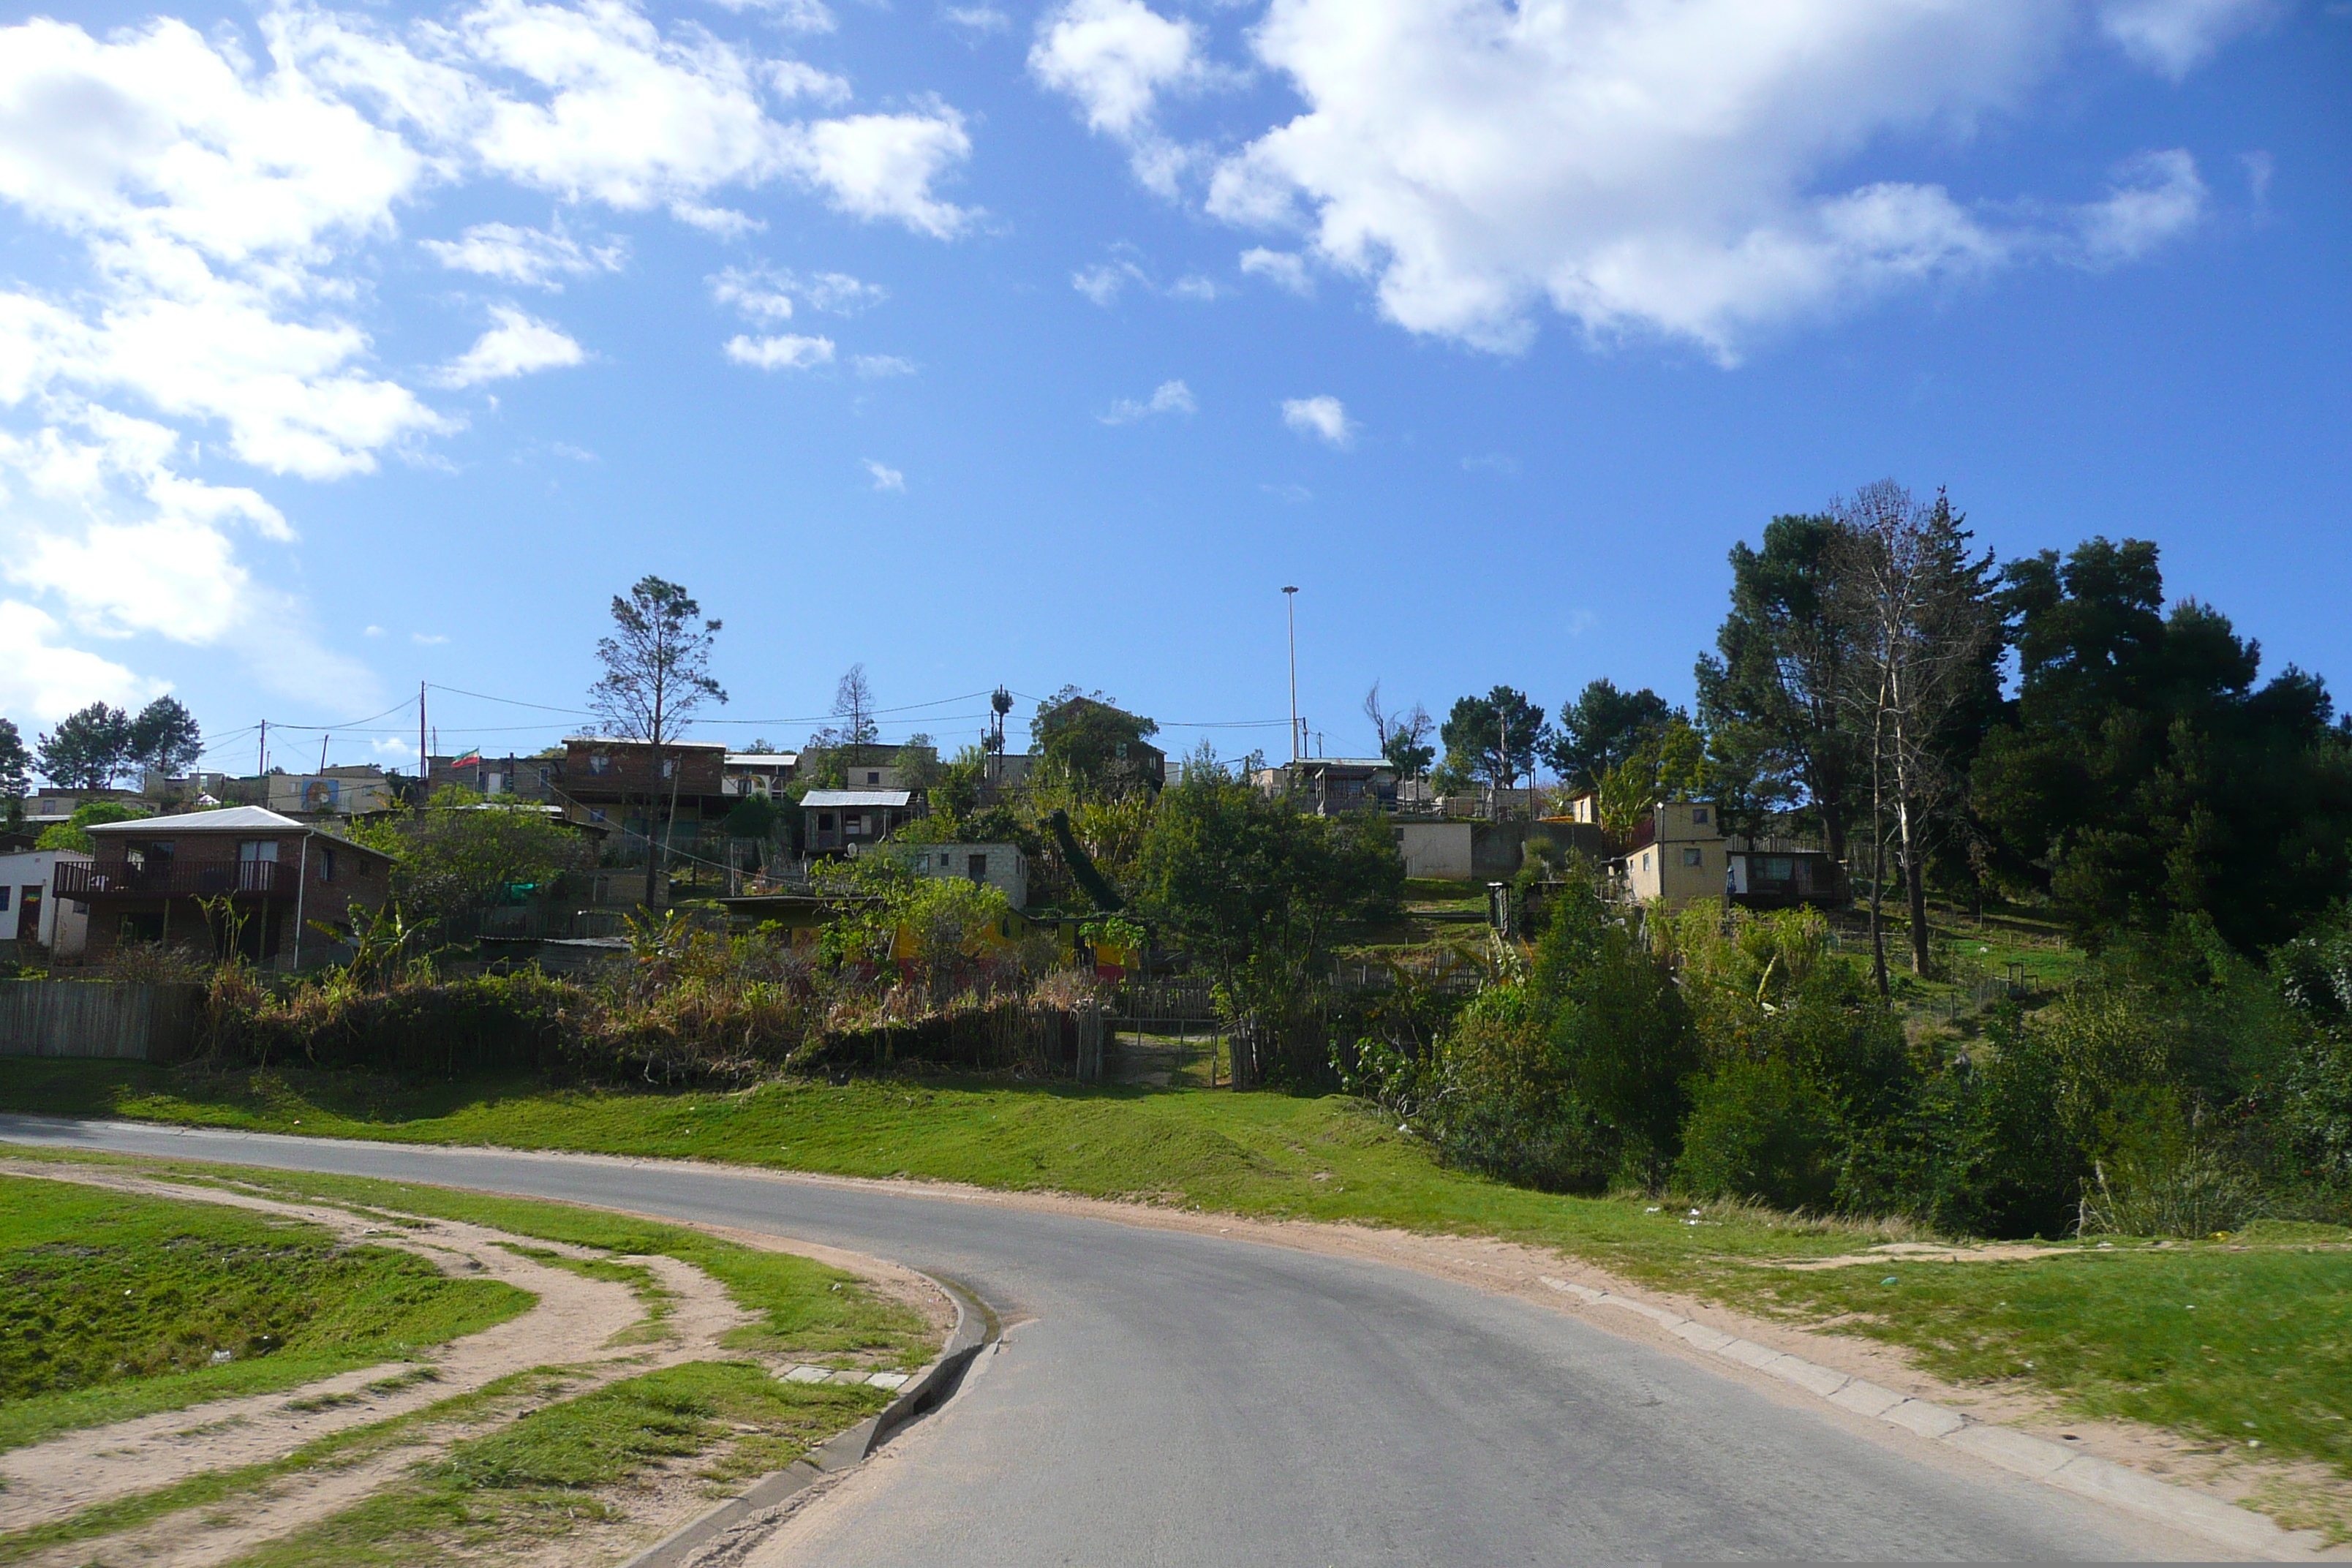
[1619,799,1729,909]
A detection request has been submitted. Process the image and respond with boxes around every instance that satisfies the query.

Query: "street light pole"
[1282,586,1300,764]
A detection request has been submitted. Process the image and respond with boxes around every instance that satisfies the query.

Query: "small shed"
[801,789,917,855]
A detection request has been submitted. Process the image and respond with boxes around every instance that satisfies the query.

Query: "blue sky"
[0,0,2345,776]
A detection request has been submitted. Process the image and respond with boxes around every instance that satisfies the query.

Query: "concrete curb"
[621,1275,995,1568]
[1537,1276,2333,1561]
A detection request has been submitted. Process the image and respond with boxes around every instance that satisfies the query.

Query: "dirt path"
[0,1164,766,1567]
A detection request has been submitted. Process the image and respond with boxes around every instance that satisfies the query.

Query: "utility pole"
[418,682,429,799]
[319,734,329,772]
[1283,586,1300,764]
[257,720,267,779]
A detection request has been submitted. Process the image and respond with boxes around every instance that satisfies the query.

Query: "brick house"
[63,806,394,970]
[559,738,730,864]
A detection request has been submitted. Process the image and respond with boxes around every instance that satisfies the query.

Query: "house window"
[0,887,10,911]
[938,853,951,868]
[818,813,835,832]
[590,809,607,823]
[538,768,550,788]
[590,754,611,774]
[866,771,881,785]
[320,848,337,883]
[1641,851,1651,872]
[1682,848,1703,868]
[660,759,675,779]
[968,853,988,882]
[1692,807,1710,826]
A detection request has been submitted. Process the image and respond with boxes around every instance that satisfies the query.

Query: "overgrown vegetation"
[1343,878,2352,1240]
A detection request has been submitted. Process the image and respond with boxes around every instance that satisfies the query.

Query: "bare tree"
[1827,483,2000,989]
[1362,681,1390,748]
[589,576,725,908]
[826,664,879,767]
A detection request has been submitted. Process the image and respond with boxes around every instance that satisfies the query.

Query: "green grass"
[0,1172,529,1453]
[222,1362,887,1567]
[7,1058,2351,1493]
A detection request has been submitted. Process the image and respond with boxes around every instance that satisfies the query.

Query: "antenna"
[1282,586,1300,764]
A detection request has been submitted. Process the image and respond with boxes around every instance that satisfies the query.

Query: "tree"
[1695,513,1866,864]
[36,799,146,853]
[1031,687,1160,798]
[1439,687,1548,803]
[1545,679,1671,792]
[128,697,203,778]
[0,718,29,825]
[810,665,880,765]
[1363,681,1436,780]
[1592,714,1712,836]
[1825,483,2002,987]
[353,787,595,929]
[1972,538,2352,949]
[36,704,133,791]
[588,576,726,908]
[1134,771,1403,1087]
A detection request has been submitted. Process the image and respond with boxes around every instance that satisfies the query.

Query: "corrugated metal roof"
[86,805,304,833]
[800,789,912,807]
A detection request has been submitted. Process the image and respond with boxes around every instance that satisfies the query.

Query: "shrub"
[2077,1088,2266,1237]
[1675,1059,1842,1211]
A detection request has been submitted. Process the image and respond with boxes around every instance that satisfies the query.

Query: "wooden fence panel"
[0,981,202,1063]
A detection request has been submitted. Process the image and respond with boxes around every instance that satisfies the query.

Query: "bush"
[1424,985,1618,1193]
[2078,1088,2266,1237]
[1675,1059,1842,1211]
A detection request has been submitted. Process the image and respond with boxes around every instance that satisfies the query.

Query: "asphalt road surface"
[1,1117,2227,1563]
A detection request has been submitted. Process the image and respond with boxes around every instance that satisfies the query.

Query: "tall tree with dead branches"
[1827,483,2002,990]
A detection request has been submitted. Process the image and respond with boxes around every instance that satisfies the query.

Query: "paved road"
[1,1117,2218,1563]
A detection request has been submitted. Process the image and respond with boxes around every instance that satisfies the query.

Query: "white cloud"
[434,306,586,388]
[2099,0,2276,78]
[853,354,917,377]
[364,624,386,637]
[1240,247,1313,296]
[1260,481,1311,503]
[788,109,976,238]
[0,411,375,708]
[1281,394,1352,448]
[943,6,1011,34]
[1461,452,1518,476]
[864,458,905,491]
[671,201,767,238]
[412,631,450,645]
[712,267,796,323]
[704,0,837,31]
[727,332,836,368]
[1030,0,1215,196]
[421,221,626,287]
[1167,274,1220,301]
[0,601,162,722]
[712,264,886,320]
[1030,0,1202,137]
[1198,0,2220,359]
[1073,261,1142,305]
[2073,149,2208,264]
[1100,378,1195,424]
[0,1,981,715]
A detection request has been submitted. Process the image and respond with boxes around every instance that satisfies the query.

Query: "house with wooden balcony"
[67,806,394,970]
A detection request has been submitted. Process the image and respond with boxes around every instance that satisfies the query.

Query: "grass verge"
[0,1172,529,1453]
[6,1059,2350,1493]
[220,1361,886,1567]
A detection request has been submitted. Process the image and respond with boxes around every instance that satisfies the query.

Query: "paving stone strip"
[1536,1275,2337,1561]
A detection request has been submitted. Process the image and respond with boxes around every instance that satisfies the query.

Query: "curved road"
[2,1117,2222,1563]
